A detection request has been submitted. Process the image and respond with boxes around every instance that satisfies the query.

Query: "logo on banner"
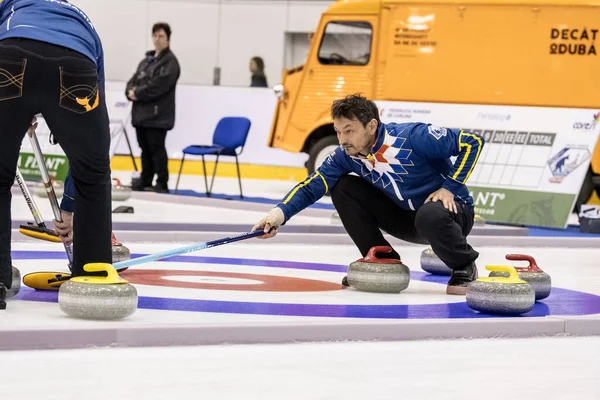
[572,111,600,131]
[547,146,591,183]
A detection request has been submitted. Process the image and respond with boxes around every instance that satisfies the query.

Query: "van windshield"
[317,21,372,65]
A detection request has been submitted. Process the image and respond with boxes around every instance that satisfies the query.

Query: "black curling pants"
[0,38,112,287]
[330,175,479,269]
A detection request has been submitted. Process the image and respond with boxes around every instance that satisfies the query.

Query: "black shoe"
[446,261,478,295]
[132,181,152,192]
[341,276,349,287]
[0,283,6,310]
[153,183,170,194]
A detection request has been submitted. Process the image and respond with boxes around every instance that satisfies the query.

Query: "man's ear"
[370,119,378,133]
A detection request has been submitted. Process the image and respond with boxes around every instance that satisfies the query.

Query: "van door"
[288,15,378,167]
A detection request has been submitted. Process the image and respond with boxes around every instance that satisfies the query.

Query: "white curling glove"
[252,207,285,238]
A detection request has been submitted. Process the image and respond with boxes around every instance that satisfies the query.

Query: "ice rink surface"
[3,176,600,399]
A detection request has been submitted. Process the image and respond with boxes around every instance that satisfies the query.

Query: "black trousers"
[0,38,112,285]
[135,127,168,187]
[331,175,479,269]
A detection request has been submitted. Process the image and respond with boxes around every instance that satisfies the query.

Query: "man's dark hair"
[331,94,381,127]
[153,22,172,41]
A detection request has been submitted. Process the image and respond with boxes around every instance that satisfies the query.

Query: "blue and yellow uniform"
[277,122,484,222]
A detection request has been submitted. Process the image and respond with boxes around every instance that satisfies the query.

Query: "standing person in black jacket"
[126,22,180,193]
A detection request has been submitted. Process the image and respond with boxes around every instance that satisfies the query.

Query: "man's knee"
[415,201,449,235]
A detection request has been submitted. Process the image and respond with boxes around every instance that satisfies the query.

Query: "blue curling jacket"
[0,0,105,213]
[276,122,485,223]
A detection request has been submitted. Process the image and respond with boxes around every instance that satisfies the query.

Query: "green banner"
[18,152,69,182]
[469,186,576,229]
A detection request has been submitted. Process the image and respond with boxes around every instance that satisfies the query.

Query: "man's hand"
[425,188,458,213]
[252,207,285,239]
[127,88,137,101]
[54,210,73,244]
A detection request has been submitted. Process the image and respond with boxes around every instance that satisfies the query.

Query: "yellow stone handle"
[71,263,128,285]
[485,265,520,281]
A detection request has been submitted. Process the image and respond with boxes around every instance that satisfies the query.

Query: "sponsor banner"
[469,186,575,228]
[376,101,600,228]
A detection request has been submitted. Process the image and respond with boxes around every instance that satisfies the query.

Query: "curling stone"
[420,247,452,276]
[466,265,535,315]
[58,263,138,320]
[33,180,63,199]
[488,254,551,300]
[111,232,131,263]
[474,214,486,226]
[347,246,410,293]
[330,211,342,225]
[6,266,20,298]
[111,178,132,201]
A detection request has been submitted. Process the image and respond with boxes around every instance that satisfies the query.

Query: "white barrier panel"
[377,100,600,228]
[105,81,308,168]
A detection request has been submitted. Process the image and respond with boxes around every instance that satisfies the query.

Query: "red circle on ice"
[121,269,343,292]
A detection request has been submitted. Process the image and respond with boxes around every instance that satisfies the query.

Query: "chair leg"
[175,154,186,193]
[208,154,220,197]
[201,156,210,197]
[235,154,243,199]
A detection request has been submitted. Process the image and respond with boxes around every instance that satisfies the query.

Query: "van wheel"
[307,136,338,175]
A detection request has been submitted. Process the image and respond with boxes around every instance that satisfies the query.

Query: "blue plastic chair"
[175,116,251,198]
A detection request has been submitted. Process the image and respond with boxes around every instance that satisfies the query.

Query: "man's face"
[153,29,169,52]
[333,116,377,157]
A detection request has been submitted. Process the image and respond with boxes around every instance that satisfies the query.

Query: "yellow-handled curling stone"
[466,265,535,315]
[347,246,410,293]
[58,263,138,320]
[488,254,551,300]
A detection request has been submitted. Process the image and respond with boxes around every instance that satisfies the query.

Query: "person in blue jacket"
[253,94,485,295]
[0,0,112,308]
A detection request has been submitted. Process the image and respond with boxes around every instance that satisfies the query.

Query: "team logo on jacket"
[428,125,447,140]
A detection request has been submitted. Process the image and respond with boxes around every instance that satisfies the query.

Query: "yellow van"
[267,0,600,226]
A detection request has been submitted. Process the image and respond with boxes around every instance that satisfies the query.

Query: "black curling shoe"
[0,283,6,310]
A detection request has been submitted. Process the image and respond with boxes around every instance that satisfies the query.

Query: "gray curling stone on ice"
[420,247,452,276]
[474,214,486,226]
[111,233,131,263]
[347,246,410,293]
[466,265,535,316]
[111,178,132,201]
[58,263,137,320]
[488,254,551,300]
[7,266,20,298]
[33,180,63,198]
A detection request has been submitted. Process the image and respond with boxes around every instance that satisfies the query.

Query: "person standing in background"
[126,22,180,194]
[249,56,268,88]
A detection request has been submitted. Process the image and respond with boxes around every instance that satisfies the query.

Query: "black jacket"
[126,48,180,130]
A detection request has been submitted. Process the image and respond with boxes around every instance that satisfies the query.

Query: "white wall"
[70,0,332,88]
[105,81,309,168]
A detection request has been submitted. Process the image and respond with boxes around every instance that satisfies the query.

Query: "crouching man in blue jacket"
[253,94,485,295]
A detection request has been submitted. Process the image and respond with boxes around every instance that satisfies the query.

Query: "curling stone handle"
[112,177,122,188]
[79,262,128,284]
[505,254,543,272]
[485,265,520,280]
[363,246,395,262]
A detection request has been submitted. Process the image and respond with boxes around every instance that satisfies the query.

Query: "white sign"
[376,100,600,198]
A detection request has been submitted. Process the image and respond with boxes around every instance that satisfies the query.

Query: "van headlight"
[273,84,285,99]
